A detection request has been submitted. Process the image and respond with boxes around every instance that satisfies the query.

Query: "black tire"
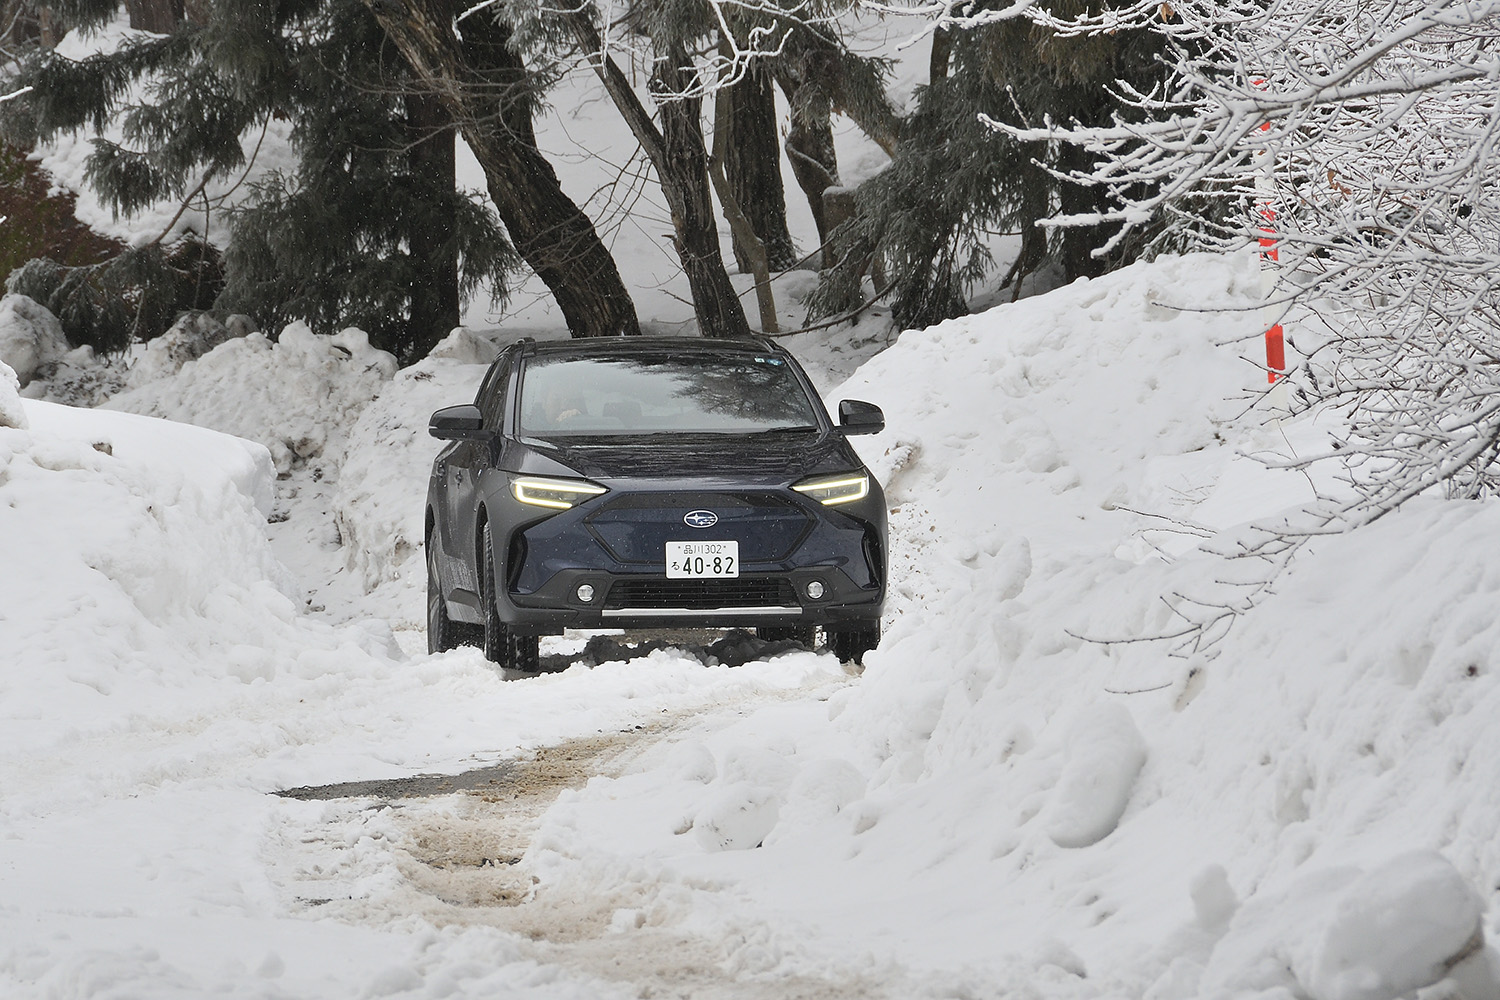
[828,622,880,665]
[756,625,817,648]
[480,521,507,664]
[480,521,541,671]
[509,632,540,672]
[427,536,461,654]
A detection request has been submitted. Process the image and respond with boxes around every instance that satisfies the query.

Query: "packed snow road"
[266,666,907,1000]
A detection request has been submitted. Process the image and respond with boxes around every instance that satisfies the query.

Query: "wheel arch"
[474,504,492,590]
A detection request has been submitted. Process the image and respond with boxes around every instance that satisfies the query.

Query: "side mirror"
[838,399,885,436]
[428,404,487,440]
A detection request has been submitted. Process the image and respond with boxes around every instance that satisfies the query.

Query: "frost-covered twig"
[991,0,1500,522]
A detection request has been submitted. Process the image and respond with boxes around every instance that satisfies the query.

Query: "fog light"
[806,580,825,600]
[577,584,596,603]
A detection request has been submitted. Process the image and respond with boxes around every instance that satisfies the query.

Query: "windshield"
[518,353,822,436]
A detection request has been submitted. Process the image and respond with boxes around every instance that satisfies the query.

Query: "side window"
[477,358,511,429]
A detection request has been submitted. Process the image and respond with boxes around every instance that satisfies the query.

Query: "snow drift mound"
[816,251,1500,996]
[0,395,397,755]
[527,253,1500,1000]
[124,310,258,387]
[1198,850,1494,1000]
[0,359,27,429]
[105,321,397,474]
[0,293,70,387]
[333,340,492,595]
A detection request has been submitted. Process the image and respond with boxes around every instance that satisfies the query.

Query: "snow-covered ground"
[4,249,1499,999]
[6,12,1500,998]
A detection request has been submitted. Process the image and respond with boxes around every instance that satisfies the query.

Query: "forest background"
[2,0,1498,542]
[0,0,1161,360]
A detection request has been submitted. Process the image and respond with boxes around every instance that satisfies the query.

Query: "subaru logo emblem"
[684,510,719,529]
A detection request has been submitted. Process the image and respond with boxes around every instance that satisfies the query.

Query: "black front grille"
[604,578,798,610]
[583,491,813,564]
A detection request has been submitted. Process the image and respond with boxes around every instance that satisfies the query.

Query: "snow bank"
[0,294,70,386]
[521,253,1500,998]
[104,321,397,474]
[0,359,26,429]
[333,350,490,594]
[24,397,277,516]
[0,399,399,755]
[815,254,1500,993]
[1044,703,1146,849]
[835,252,1273,785]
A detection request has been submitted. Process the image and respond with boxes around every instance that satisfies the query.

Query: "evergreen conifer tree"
[358,0,642,339]
[1,0,519,360]
[812,1,1165,330]
[212,0,516,359]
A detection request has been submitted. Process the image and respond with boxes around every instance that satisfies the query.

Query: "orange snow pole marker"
[1258,201,1285,383]
[1252,80,1284,384]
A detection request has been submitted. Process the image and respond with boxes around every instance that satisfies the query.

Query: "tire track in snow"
[266,670,905,999]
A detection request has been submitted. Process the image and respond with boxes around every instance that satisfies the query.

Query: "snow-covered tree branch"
[992,0,1500,522]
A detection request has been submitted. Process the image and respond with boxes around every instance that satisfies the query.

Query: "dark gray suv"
[425,337,886,670]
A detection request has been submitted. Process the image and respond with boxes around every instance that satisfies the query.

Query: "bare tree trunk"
[820,187,866,313]
[405,90,460,360]
[1055,142,1112,283]
[126,0,182,33]
[929,26,953,84]
[565,12,750,339]
[711,89,777,333]
[361,0,640,338]
[723,64,795,272]
[776,71,840,254]
[0,0,34,49]
[37,5,61,47]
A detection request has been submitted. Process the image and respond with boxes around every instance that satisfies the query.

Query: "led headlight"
[511,476,607,510]
[792,473,869,506]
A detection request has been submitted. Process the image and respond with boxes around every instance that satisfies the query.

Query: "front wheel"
[828,622,881,665]
[480,521,540,671]
[427,534,469,654]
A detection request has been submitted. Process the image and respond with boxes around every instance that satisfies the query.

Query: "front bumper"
[491,484,886,635]
[504,567,882,632]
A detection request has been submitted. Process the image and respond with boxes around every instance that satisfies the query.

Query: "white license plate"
[665,540,739,578]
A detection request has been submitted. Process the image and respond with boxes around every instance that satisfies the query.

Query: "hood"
[509,431,862,486]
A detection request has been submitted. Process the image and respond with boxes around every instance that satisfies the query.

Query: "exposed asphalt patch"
[275,763,519,801]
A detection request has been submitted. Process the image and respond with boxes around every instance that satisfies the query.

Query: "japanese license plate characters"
[666,540,739,578]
